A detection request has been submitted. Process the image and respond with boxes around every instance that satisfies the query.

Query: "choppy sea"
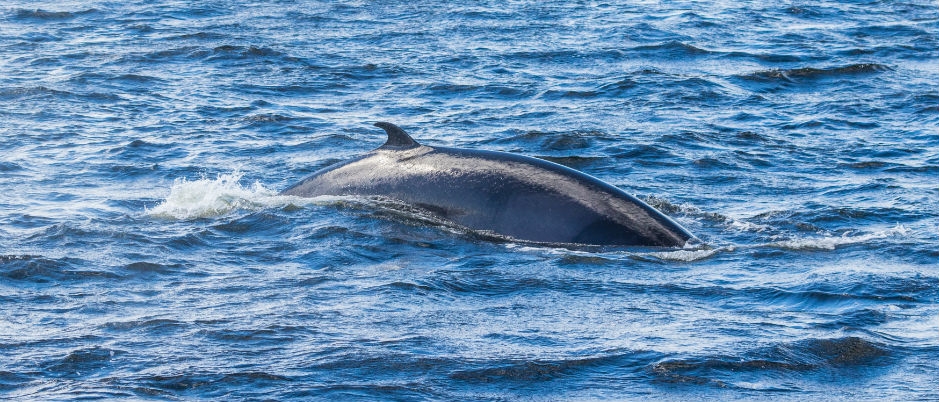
[2,1,937,400]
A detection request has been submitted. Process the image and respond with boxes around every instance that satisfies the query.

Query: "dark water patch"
[451,352,643,383]
[554,254,619,267]
[418,270,554,297]
[0,255,118,283]
[0,371,34,391]
[652,337,890,388]
[536,88,601,100]
[15,32,63,43]
[820,308,890,330]
[594,76,639,97]
[41,347,124,378]
[692,155,742,171]
[427,83,534,100]
[108,138,166,158]
[630,41,714,58]
[163,229,216,251]
[481,332,560,348]
[138,371,290,396]
[837,160,900,170]
[451,360,576,382]
[670,77,733,103]
[112,73,166,84]
[736,63,891,84]
[211,213,293,236]
[794,337,891,367]
[0,161,24,172]
[123,261,184,276]
[12,8,99,21]
[103,318,186,333]
[885,164,939,174]
[847,24,933,44]
[612,144,684,167]
[0,86,72,100]
[486,129,612,152]
[28,223,93,243]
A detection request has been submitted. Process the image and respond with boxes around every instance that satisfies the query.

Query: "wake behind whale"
[282,122,695,247]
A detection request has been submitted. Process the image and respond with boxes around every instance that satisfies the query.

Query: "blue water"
[1,1,937,400]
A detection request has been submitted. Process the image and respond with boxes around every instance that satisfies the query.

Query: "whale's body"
[282,122,694,247]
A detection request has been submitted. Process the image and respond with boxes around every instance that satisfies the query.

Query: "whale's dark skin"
[282,122,695,247]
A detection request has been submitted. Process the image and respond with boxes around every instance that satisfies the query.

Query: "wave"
[737,63,891,83]
[0,254,121,283]
[652,336,891,389]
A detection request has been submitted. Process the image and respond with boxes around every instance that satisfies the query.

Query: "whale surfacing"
[282,122,695,247]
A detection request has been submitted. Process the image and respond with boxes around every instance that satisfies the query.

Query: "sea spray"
[148,172,285,219]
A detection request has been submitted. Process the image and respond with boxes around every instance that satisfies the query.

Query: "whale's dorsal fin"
[375,122,420,150]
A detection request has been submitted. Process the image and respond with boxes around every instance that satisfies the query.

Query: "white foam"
[727,219,773,233]
[147,171,300,219]
[767,224,910,251]
[643,247,728,262]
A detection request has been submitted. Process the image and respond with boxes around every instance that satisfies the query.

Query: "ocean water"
[1,0,937,400]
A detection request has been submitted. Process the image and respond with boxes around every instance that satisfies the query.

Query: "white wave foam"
[147,172,298,219]
[767,224,910,251]
[727,219,773,233]
[642,247,729,262]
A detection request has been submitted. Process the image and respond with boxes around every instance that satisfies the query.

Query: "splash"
[148,172,295,219]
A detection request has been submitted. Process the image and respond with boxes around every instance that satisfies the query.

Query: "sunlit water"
[1,1,937,400]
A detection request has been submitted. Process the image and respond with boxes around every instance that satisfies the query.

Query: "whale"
[282,122,695,247]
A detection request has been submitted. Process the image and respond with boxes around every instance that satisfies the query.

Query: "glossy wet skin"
[282,123,694,247]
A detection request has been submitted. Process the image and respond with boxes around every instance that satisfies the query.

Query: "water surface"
[1,1,937,400]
